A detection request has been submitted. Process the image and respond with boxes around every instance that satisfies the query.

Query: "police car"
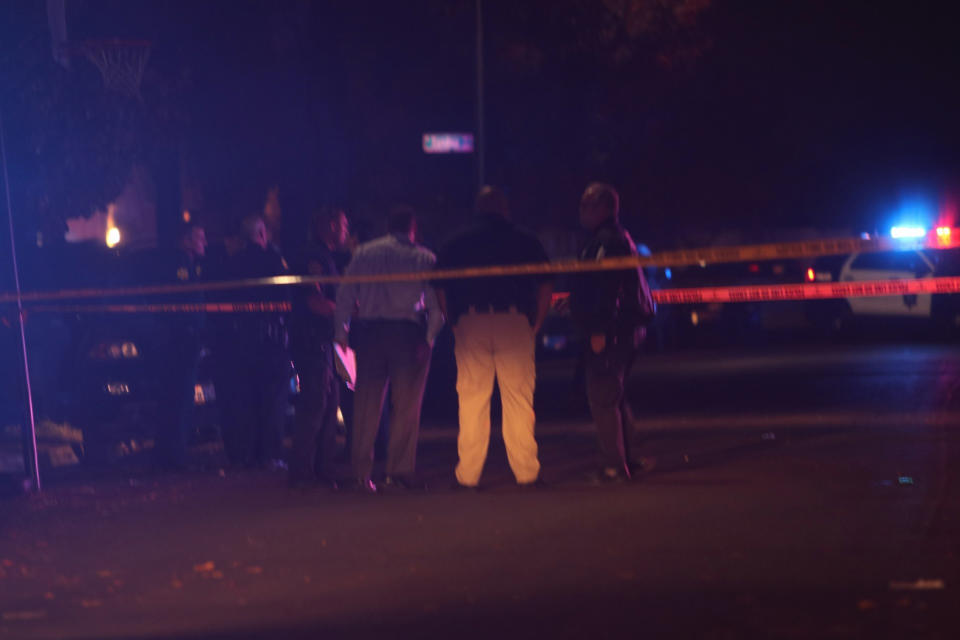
[805,226,960,332]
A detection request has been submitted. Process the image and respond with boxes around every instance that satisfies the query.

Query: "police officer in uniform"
[215,214,291,470]
[289,207,349,487]
[155,222,207,470]
[569,183,655,483]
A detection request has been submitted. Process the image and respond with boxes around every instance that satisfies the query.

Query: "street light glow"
[106,226,121,247]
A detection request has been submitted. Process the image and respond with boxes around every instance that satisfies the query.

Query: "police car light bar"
[890,226,926,239]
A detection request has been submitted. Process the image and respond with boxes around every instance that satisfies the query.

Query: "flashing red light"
[748,263,760,273]
[806,268,815,282]
[936,227,952,246]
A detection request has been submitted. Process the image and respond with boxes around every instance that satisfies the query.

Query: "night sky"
[2,0,958,249]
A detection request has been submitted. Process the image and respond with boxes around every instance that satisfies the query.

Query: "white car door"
[841,251,934,318]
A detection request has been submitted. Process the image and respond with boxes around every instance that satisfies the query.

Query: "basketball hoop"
[63,39,152,99]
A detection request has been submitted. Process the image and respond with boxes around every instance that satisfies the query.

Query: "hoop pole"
[0,107,42,492]
[475,0,485,191]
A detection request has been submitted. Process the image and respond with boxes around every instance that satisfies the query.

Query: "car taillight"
[937,227,952,245]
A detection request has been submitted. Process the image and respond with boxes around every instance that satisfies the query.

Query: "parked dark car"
[8,243,296,463]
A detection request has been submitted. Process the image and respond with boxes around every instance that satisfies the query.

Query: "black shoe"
[353,478,377,494]
[587,467,630,486]
[451,480,481,493]
[517,478,546,491]
[630,456,657,475]
[383,476,426,491]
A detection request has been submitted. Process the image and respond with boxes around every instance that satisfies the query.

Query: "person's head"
[387,206,417,243]
[312,207,349,250]
[241,214,268,249]
[179,222,207,259]
[579,182,620,230]
[475,185,510,219]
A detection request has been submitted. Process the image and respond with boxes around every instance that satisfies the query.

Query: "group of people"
[157,182,655,491]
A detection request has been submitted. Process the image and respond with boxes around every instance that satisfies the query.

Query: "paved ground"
[2,343,960,638]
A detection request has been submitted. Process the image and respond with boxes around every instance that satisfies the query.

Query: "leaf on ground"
[857,599,877,611]
[96,570,112,578]
[43,592,55,600]
[246,566,263,575]
[171,579,184,589]
[211,571,224,580]
[193,561,215,573]
[80,599,102,608]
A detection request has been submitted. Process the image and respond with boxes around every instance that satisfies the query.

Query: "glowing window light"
[106,226,121,247]
[890,226,925,239]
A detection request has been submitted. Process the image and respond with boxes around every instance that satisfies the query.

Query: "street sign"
[422,133,474,154]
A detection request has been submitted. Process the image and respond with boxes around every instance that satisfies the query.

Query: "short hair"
[310,206,346,242]
[387,206,417,235]
[584,182,620,217]
[475,185,510,218]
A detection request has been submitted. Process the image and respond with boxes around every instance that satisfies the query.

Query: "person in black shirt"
[288,207,349,487]
[569,183,655,483]
[155,222,207,470]
[215,214,291,470]
[435,186,553,489]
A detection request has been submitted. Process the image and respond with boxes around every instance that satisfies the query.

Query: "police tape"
[0,231,954,305]
[23,302,293,314]
[652,276,960,305]
[18,277,960,315]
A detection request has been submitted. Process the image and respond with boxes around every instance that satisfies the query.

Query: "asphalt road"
[2,342,960,639]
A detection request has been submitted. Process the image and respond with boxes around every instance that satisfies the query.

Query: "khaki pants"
[453,311,540,486]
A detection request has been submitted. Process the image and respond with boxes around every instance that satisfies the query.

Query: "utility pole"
[475,0,485,191]
[0,107,41,492]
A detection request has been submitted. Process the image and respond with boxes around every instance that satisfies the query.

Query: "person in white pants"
[435,186,553,488]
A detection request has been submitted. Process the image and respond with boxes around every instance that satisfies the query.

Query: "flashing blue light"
[891,226,926,239]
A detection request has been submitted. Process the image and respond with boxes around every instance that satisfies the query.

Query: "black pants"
[584,343,638,474]
[290,345,340,481]
[217,339,290,468]
[351,320,432,481]
[155,334,201,469]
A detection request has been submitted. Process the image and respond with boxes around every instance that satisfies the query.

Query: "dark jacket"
[213,243,290,347]
[289,243,339,354]
[570,218,655,346]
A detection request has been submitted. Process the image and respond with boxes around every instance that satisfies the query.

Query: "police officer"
[569,183,655,483]
[154,222,207,470]
[288,207,349,487]
[215,214,291,470]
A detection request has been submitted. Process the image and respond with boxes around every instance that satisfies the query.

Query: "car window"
[851,251,929,272]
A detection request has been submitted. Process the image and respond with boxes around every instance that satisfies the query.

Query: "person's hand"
[590,333,606,354]
[335,338,349,351]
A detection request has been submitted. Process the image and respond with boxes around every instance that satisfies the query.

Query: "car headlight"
[105,382,131,396]
[90,341,140,360]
